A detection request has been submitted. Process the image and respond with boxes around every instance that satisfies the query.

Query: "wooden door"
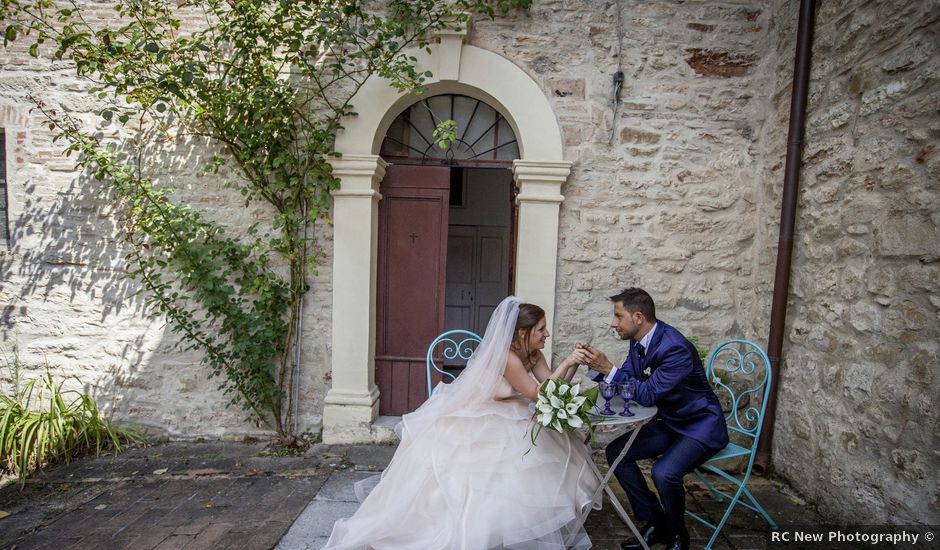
[375,165,450,415]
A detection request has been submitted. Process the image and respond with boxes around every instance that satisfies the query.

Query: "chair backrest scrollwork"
[425,330,482,397]
[705,339,773,450]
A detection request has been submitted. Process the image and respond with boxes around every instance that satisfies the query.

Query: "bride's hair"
[512,303,545,364]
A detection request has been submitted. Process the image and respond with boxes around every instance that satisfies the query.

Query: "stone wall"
[469,0,776,365]
[753,0,940,525]
[0,6,333,439]
[470,0,939,525]
[2,0,937,524]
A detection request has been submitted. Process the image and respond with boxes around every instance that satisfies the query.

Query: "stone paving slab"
[0,442,330,550]
[1,440,824,550]
[276,445,823,550]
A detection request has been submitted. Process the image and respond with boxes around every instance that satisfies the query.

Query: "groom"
[576,288,728,550]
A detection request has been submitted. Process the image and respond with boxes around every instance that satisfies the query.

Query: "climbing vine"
[2,0,529,444]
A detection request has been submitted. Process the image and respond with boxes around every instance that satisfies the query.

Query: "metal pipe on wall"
[754,0,817,474]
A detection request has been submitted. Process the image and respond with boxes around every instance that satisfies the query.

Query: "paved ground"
[1,438,824,550]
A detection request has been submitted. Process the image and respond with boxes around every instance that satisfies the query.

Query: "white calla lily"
[529,375,597,446]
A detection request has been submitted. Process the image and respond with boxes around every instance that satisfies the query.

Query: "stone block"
[686,23,714,33]
[684,48,758,78]
[880,38,933,73]
[563,125,583,147]
[190,523,235,547]
[529,55,557,74]
[276,500,359,548]
[876,215,940,256]
[890,449,926,482]
[619,127,661,144]
[313,471,374,502]
[897,263,939,291]
[545,78,585,99]
[860,74,930,116]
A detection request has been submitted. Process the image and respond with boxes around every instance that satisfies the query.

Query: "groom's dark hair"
[609,288,656,322]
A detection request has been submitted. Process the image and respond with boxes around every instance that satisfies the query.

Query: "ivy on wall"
[2,0,529,445]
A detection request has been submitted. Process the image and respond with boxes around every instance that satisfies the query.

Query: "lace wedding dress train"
[324,394,599,550]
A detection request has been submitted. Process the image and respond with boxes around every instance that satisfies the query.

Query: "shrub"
[1,367,146,484]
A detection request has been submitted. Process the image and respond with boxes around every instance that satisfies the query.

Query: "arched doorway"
[375,94,518,415]
[323,26,573,443]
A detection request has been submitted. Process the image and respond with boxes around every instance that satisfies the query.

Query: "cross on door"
[409,232,418,244]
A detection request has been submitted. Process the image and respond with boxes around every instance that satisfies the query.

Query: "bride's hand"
[560,347,591,372]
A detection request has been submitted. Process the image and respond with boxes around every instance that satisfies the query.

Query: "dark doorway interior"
[441,167,514,378]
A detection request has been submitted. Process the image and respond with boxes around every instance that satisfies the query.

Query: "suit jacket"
[611,322,728,451]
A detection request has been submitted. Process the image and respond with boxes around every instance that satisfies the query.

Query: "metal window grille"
[380,94,519,164]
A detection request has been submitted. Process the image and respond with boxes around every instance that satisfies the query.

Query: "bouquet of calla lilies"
[529,379,599,446]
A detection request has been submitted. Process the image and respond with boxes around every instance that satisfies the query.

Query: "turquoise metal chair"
[686,339,778,549]
[425,330,482,396]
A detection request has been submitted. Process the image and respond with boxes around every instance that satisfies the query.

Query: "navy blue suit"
[604,322,728,540]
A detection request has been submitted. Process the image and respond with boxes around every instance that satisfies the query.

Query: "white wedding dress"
[323,298,601,550]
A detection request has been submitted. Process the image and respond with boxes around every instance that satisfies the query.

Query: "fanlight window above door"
[381,95,519,163]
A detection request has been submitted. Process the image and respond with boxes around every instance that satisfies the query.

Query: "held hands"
[572,343,614,374]
[558,346,588,373]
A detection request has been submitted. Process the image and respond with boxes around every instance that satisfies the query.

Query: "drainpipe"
[754,0,816,474]
[290,205,309,438]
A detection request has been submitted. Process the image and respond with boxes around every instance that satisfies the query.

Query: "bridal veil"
[325,296,599,550]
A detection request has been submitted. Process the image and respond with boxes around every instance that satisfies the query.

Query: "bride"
[323,296,601,549]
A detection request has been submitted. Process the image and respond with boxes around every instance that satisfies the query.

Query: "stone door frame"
[323,26,571,443]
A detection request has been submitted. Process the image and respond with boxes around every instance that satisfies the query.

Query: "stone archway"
[323,25,571,443]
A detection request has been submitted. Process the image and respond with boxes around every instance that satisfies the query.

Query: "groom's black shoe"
[664,526,691,550]
[620,522,668,550]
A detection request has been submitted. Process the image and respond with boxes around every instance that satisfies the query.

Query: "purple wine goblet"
[599,381,617,415]
[618,380,636,417]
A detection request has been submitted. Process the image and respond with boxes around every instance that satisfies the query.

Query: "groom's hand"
[559,344,588,369]
[580,344,614,374]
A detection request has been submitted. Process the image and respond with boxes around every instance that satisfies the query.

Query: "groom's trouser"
[606,420,718,539]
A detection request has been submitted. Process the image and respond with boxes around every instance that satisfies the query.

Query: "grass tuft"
[1,362,146,485]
